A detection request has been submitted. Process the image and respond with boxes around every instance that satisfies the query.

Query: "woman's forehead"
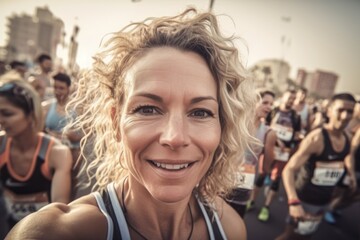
[123,47,216,95]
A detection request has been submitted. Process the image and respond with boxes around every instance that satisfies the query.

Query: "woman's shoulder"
[6,194,108,240]
[214,197,246,240]
[41,132,71,156]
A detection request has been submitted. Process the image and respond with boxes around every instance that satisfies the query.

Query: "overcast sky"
[0,0,359,95]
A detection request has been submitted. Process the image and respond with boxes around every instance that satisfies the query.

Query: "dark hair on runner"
[53,73,71,86]
[330,93,356,104]
[259,90,275,99]
[37,54,52,63]
[9,60,25,69]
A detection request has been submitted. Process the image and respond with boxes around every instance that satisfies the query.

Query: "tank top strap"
[197,197,227,240]
[0,135,7,154]
[321,128,332,153]
[343,132,351,153]
[0,135,8,165]
[106,183,131,240]
[93,192,114,240]
[99,182,131,240]
[38,134,53,161]
[100,185,123,240]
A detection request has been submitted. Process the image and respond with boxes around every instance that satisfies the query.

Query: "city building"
[4,6,64,64]
[295,68,307,87]
[296,69,338,99]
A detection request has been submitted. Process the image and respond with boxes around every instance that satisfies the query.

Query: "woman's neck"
[57,96,68,106]
[324,123,343,138]
[254,117,261,129]
[11,129,39,152]
[121,177,193,240]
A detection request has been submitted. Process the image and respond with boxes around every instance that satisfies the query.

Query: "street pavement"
[244,184,360,240]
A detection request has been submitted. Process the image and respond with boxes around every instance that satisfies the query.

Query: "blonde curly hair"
[66,8,258,205]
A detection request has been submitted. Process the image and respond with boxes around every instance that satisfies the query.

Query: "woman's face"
[256,94,274,119]
[0,96,32,137]
[120,47,221,203]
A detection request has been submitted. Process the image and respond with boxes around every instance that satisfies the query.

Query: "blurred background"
[0,0,359,99]
[1,1,360,239]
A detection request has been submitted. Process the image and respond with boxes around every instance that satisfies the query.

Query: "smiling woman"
[6,8,257,240]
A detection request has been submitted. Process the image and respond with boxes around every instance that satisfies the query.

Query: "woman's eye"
[0,111,14,117]
[190,109,214,118]
[132,105,159,115]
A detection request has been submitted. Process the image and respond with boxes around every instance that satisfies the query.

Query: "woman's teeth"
[152,161,190,170]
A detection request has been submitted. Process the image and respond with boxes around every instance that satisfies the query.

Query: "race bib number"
[311,161,345,186]
[4,190,49,221]
[295,219,321,235]
[274,147,291,162]
[273,124,293,142]
[236,164,256,190]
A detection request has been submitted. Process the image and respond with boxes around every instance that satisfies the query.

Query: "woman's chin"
[148,185,193,204]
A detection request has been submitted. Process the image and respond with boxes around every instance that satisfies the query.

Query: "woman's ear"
[111,107,121,141]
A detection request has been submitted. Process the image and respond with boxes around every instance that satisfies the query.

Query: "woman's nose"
[159,114,190,150]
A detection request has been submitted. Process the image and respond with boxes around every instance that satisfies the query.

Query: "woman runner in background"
[0,76,72,234]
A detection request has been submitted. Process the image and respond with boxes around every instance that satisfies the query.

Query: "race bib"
[295,219,321,235]
[311,161,345,186]
[273,124,293,142]
[274,147,291,162]
[236,164,256,190]
[4,190,49,221]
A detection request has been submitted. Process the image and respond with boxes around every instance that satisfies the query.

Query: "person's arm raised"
[282,128,323,220]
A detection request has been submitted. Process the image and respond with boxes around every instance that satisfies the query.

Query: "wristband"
[288,199,301,206]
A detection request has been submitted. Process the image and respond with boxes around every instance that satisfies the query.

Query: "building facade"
[4,6,64,64]
[296,69,338,99]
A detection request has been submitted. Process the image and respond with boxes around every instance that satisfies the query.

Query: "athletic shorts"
[286,201,327,236]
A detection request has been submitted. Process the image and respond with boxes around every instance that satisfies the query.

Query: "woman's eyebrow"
[132,94,217,104]
[190,96,217,104]
[133,93,163,102]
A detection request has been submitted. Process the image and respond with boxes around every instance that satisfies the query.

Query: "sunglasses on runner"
[0,82,34,112]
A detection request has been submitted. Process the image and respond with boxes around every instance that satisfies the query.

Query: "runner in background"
[276,93,356,240]
[227,90,277,217]
[34,54,54,101]
[257,89,301,222]
[311,98,330,130]
[324,117,360,224]
[43,73,82,162]
[0,77,72,234]
[293,87,313,137]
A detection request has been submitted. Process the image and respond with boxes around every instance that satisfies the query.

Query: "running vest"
[45,101,68,133]
[295,128,350,205]
[237,122,270,191]
[0,133,54,221]
[93,183,228,240]
[267,107,300,146]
